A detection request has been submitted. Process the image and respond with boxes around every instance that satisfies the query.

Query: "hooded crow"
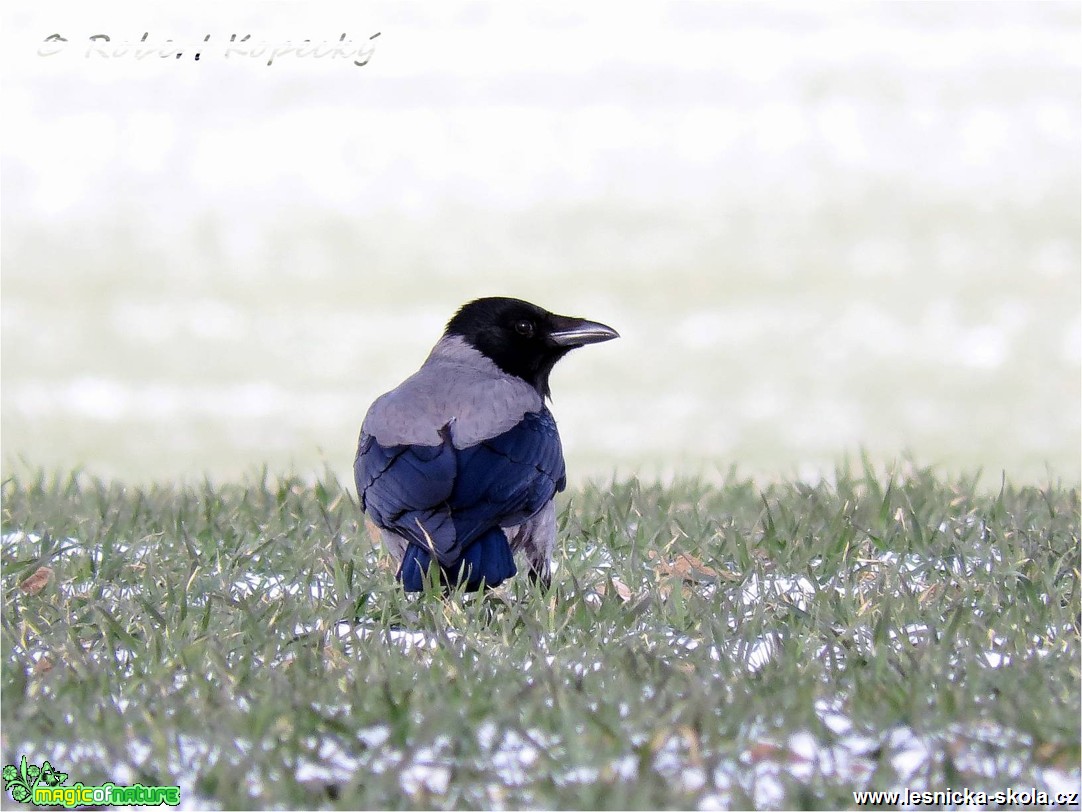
[354,297,619,592]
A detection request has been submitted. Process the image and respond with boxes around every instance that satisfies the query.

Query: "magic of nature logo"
[3,755,180,807]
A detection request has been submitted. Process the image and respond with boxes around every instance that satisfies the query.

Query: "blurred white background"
[2,1,1079,485]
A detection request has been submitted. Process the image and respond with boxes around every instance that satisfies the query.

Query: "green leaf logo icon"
[3,755,66,803]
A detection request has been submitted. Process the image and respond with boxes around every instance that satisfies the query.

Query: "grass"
[2,462,1079,809]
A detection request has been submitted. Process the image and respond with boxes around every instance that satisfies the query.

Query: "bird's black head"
[445,297,619,398]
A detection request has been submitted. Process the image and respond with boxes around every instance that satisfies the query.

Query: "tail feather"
[454,527,517,591]
[398,528,516,593]
[399,544,434,592]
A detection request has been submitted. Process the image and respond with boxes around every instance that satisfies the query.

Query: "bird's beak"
[549,315,620,347]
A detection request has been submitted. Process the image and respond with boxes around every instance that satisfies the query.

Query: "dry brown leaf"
[649,551,719,583]
[19,566,53,596]
[593,577,633,603]
[363,517,383,543]
[678,725,703,767]
[919,583,943,604]
[746,741,806,764]
[1033,741,1077,769]
[610,577,633,602]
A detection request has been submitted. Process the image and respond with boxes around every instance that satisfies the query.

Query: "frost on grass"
[3,471,1078,809]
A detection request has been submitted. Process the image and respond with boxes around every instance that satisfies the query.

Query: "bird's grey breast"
[362,336,544,448]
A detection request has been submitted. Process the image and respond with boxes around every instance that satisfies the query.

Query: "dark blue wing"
[355,423,457,557]
[356,409,566,590]
[448,409,566,549]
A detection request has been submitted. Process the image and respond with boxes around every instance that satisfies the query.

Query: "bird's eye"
[514,319,535,337]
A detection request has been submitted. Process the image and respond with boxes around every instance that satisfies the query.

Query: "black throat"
[445,298,573,399]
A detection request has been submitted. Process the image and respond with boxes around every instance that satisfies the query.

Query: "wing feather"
[355,409,566,577]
